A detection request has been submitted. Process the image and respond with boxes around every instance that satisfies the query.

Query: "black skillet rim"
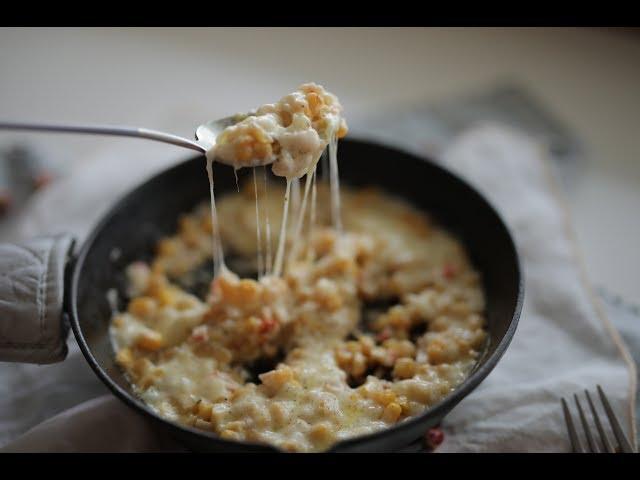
[69,137,524,452]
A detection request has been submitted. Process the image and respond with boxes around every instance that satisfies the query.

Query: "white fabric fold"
[436,124,636,452]
[2,395,183,452]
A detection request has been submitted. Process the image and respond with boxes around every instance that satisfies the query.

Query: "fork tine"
[597,385,636,453]
[562,397,585,452]
[585,390,615,453]
[574,394,598,452]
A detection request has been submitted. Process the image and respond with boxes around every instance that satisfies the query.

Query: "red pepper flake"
[191,325,209,343]
[424,427,445,450]
[387,352,398,365]
[376,328,392,342]
[442,263,458,279]
[259,316,277,334]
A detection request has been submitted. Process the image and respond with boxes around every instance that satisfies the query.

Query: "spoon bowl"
[194,114,245,150]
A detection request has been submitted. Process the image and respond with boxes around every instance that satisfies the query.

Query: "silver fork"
[562,385,636,453]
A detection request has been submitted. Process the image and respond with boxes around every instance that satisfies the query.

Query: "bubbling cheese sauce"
[110,84,487,452]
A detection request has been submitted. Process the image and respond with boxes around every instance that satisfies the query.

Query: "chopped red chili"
[442,263,457,279]
[191,327,208,343]
[259,316,277,334]
[376,328,392,342]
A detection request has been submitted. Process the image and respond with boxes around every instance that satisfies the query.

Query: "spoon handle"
[0,121,206,154]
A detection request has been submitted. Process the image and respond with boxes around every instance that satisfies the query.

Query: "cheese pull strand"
[272,179,292,277]
[264,166,273,275]
[293,170,314,243]
[329,134,342,233]
[253,168,264,278]
[206,156,226,276]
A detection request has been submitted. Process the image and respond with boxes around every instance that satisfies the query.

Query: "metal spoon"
[0,116,244,155]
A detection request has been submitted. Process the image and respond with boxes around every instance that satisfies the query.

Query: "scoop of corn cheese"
[212,83,348,179]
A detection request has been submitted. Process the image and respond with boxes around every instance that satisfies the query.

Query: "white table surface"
[1,27,639,304]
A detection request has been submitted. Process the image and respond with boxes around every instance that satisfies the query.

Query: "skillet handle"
[0,233,76,364]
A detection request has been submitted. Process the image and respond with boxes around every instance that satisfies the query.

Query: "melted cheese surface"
[111,183,487,452]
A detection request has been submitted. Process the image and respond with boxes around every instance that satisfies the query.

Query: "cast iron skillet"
[66,137,523,452]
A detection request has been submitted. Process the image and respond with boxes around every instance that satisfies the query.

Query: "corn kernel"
[370,388,397,407]
[127,296,157,317]
[182,229,201,248]
[175,298,195,311]
[352,352,367,377]
[280,111,292,127]
[253,128,270,145]
[212,346,232,364]
[393,358,417,379]
[136,331,163,351]
[201,215,213,233]
[194,419,212,430]
[220,429,241,440]
[235,143,253,162]
[150,261,166,275]
[254,142,271,159]
[259,366,294,396]
[307,92,323,114]
[116,347,133,367]
[237,279,260,303]
[309,422,335,444]
[382,402,402,423]
[132,357,152,377]
[224,421,244,432]
[157,238,178,256]
[156,288,177,307]
[196,400,213,421]
[280,441,299,452]
[427,338,451,365]
[269,402,289,429]
[146,274,167,297]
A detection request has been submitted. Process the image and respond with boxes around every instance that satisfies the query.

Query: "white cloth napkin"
[0,123,635,452]
[436,124,636,451]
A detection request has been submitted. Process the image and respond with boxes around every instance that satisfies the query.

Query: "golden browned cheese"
[110,182,486,452]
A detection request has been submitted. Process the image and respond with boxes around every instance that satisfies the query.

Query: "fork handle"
[0,121,206,154]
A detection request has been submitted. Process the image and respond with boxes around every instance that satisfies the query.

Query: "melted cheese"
[272,179,292,277]
[111,184,487,452]
[211,83,348,181]
[252,168,264,278]
[205,156,226,276]
[328,134,342,232]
